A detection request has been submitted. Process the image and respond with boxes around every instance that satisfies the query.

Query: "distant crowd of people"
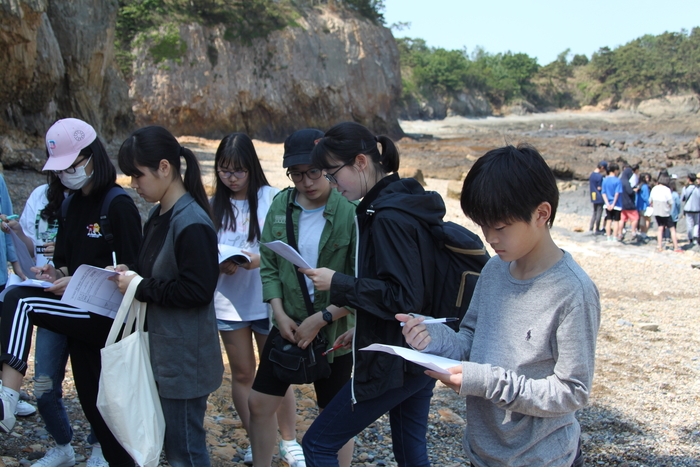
[0,117,600,467]
[589,160,700,252]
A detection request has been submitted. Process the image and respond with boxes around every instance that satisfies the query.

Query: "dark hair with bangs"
[118,126,212,220]
[460,144,559,228]
[310,121,399,174]
[211,133,270,241]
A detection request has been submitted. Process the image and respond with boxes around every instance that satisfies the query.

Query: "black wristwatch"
[322,309,333,325]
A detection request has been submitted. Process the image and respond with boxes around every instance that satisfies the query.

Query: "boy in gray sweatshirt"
[399,144,600,467]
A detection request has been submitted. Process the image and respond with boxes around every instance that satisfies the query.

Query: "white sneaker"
[0,385,17,433]
[86,444,108,467]
[15,400,37,416]
[243,445,253,465]
[32,446,76,467]
[279,440,306,467]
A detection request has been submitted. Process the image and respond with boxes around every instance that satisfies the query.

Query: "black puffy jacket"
[330,174,446,403]
[620,167,637,211]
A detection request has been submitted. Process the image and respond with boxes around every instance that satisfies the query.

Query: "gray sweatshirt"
[424,251,600,467]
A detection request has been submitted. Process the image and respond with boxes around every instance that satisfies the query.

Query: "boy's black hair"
[607,162,620,173]
[460,144,558,228]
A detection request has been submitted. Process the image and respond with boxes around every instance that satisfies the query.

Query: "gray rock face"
[636,94,700,118]
[0,0,133,143]
[129,9,403,141]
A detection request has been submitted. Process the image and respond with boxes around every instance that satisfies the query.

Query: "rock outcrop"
[0,0,132,146]
[129,8,403,141]
[636,94,700,118]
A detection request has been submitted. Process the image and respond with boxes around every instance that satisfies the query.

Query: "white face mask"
[58,156,93,190]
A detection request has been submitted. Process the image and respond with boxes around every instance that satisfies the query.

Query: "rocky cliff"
[129,7,403,141]
[0,0,133,150]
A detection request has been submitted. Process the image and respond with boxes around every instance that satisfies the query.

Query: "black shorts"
[655,216,674,228]
[605,209,621,221]
[252,326,353,408]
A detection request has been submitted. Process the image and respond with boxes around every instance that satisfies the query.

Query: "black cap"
[283,129,324,168]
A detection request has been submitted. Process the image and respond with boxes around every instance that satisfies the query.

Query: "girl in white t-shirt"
[210,133,296,464]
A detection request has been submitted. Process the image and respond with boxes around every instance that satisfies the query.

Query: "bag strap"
[105,274,144,346]
[285,189,315,318]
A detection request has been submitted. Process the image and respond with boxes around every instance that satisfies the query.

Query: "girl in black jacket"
[300,121,446,467]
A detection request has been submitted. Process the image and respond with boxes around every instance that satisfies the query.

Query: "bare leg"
[277,386,297,443]
[1,364,22,392]
[221,328,259,432]
[657,226,665,250]
[671,226,679,250]
[249,389,284,467]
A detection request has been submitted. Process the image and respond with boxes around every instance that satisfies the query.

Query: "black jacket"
[620,167,637,211]
[330,174,446,402]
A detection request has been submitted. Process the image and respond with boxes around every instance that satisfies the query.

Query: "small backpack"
[428,221,490,330]
[61,186,129,249]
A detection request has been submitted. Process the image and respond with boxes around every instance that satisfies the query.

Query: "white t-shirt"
[650,184,673,217]
[214,185,279,322]
[297,200,326,301]
[19,184,59,267]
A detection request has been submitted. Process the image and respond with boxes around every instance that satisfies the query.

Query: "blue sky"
[383,0,700,65]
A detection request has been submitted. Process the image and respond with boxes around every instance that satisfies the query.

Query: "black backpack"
[427,220,490,330]
[60,186,129,249]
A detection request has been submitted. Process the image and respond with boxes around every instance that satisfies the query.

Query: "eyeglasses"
[324,162,350,184]
[217,169,248,179]
[52,155,91,175]
[287,168,323,183]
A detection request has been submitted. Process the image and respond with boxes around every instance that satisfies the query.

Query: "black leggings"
[0,286,135,467]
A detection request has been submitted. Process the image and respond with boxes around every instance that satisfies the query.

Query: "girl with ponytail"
[115,126,223,467]
[299,121,448,467]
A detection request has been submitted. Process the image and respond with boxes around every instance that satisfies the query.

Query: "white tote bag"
[97,275,165,467]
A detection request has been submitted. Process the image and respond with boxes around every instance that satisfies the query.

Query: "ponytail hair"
[212,133,270,241]
[310,122,399,174]
[118,126,213,220]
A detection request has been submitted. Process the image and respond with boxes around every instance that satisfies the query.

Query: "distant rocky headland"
[1,0,698,174]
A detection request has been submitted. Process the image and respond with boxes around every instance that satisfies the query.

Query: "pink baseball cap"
[43,118,97,171]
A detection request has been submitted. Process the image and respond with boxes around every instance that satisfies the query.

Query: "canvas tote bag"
[97,274,165,467]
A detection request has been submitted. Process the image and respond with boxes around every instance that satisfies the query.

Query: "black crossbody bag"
[268,190,332,384]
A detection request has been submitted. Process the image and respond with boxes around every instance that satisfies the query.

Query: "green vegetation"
[115,0,385,80]
[396,27,700,113]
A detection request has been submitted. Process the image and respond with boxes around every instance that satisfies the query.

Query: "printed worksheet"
[261,241,312,269]
[0,274,53,300]
[360,343,461,374]
[61,264,123,318]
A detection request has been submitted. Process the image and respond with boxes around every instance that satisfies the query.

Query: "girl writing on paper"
[210,132,297,465]
[114,125,223,467]
[249,129,356,467]
[300,122,448,467]
[0,118,142,467]
[2,171,108,466]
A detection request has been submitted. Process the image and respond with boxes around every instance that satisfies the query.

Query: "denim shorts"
[217,318,270,334]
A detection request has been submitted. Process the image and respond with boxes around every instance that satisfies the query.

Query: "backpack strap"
[99,186,130,249]
[60,186,129,250]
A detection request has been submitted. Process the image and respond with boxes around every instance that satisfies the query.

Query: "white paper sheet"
[60,264,123,318]
[0,274,53,300]
[218,244,252,264]
[360,343,461,375]
[261,241,312,269]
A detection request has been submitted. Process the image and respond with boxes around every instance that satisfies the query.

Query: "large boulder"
[128,8,404,141]
[637,94,700,118]
[0,0,133,143]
